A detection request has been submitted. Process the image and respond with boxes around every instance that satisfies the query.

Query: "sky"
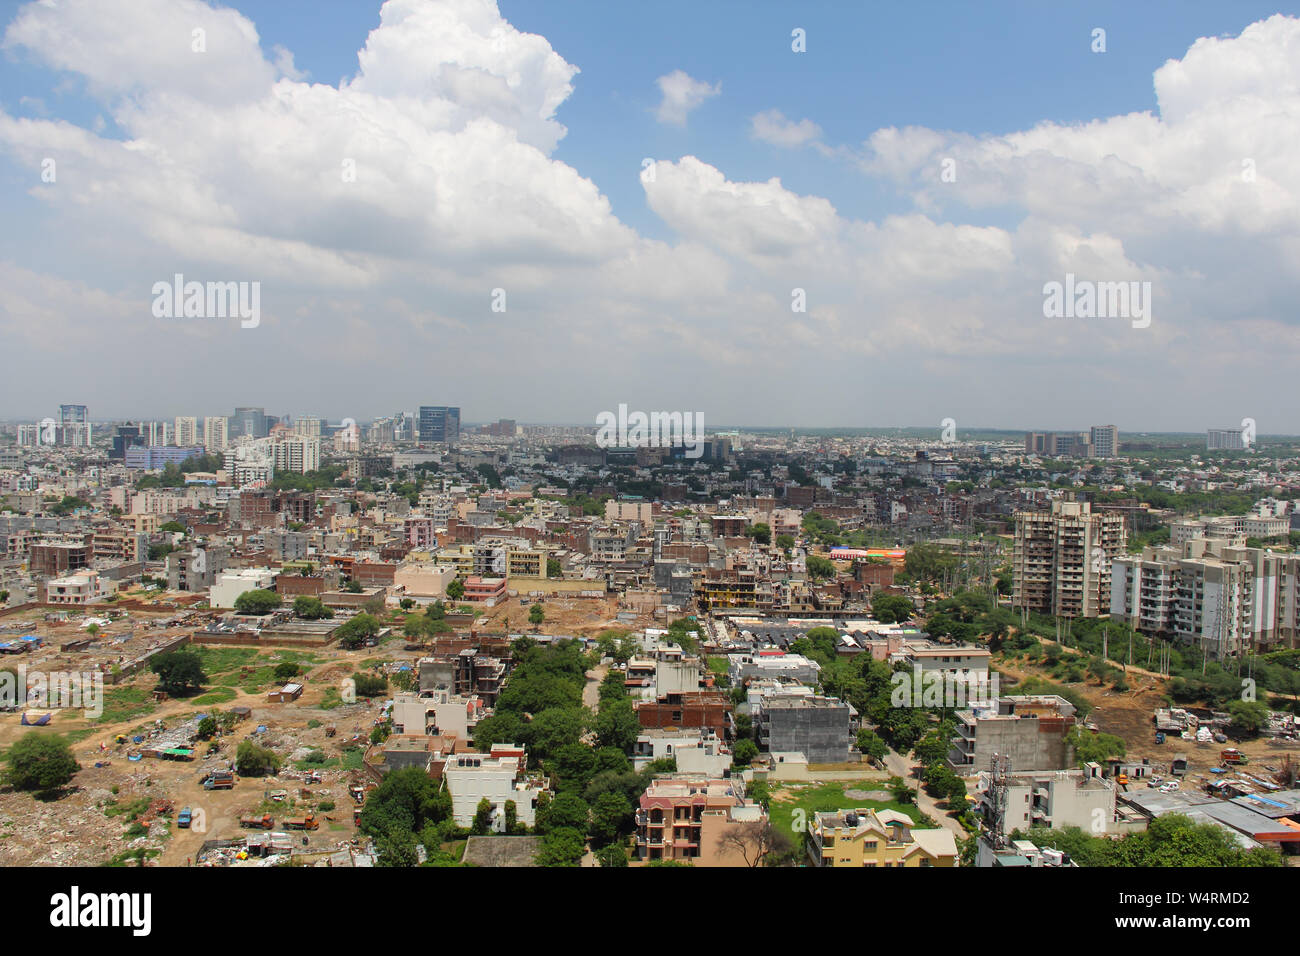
[0,0,1298,433]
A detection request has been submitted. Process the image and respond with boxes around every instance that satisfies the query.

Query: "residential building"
[949,695,1079,773]
[203,416,228,452]
[173,416,200,447]
[1207,428,1245,451]
[634,777,765,865]
[807,808,957,867]
[754,695,855,764]
[1013,498,1126,617]
[443,744,548,831]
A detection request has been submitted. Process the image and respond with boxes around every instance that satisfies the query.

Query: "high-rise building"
[294,416,322,439]
[1111,537,1284,658]
[273,436,320,474]
[59,404,91,446]
[1089,425,1118,458]
[232,407,268,439]
[418,406,460,443]
[110,424,144,460]
[143,421,171,446]
[174,416,199,447]
[203,416,229,453]
[1013,499,1127,618]
[1207,428,1245,451]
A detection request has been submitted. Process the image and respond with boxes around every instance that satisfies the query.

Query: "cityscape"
[0,0,1297,933]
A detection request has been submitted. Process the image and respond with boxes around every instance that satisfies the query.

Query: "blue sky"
[1,0,1299,429]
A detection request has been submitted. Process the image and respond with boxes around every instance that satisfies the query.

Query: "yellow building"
[808,808,957,867]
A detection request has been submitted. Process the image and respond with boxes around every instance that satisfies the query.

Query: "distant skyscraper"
[1207,428,1245,451]
[294,416,322,439]
[59,404,91,447]
[204,416,229,453]
[174,416,199,447]
[232,407,268,439]
[418,406,460,443]
[1089,425,1119,458]
[110,424,144,460]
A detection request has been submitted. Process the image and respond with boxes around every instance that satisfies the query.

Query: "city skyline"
[1,1,1298,427]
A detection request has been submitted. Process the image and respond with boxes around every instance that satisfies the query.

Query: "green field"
[767,781,925,845]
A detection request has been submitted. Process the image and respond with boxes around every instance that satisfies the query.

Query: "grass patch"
[319,687,343,711]
[62,728,97,744]
[91,685,156,725]
[102,847,161,867]
[707,657,729,676]
[339,747,365,771]
[767,781,924,845]
[193,686,238,706]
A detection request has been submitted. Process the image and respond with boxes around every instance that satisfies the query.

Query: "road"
[881,748,968,842]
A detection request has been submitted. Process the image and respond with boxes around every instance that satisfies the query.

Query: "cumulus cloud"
[0,1,1296,429]
[750,109,822,148]
[653,69,720,126]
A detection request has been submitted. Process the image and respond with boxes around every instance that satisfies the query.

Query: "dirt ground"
[994,653,1300,785]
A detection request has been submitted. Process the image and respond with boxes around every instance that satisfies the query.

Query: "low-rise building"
[443,744,549,832]
[807,808,957,867]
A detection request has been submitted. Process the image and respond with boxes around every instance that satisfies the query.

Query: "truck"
[203,771,235,790]
[240,814,275,829]
[177,807,193,829]
[349,784,367,804]
[283,812,319,831]
[1221,748,1249,765]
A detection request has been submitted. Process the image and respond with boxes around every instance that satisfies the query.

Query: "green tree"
[732,738,759,768]
[775,534,795,552]
[748,522,771,545]
[596,844,628,867]
[871,593,915,624]
[1066,727,1126,766]
[235,739,281,777]
[359,766,453,839]
[292,595,332,619]
[856,729,888,763]
[546,558,563,578]
[594,699,640,752]
[151,650,207,695]
[472,798,494,835]
[529,603,545,627]
[535,827,586,867]
[446,579,466,601]
[353,673,388,698]
[234,589,282,615]
[1226,699,1270,736]
[805,555,836,580]
[537,793,589,834]
[589,791,632,847]
[336,613,381,649]
[2,733,79,791]
[273,662,301,682]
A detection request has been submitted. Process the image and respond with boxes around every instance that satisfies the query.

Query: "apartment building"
[1207,428,1246,451]
[1013,499,1126,618]
[173,416,199,447]
[203,416,228,452]
[1112,537,1297,656]
[807,808,957,867]
[272,437,320,474]
[1172,515,1289,544]
[634,777,765,865]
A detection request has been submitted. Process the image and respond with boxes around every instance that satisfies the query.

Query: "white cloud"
[653,69,720,126]
[0,2,1297,429]
[750,109,822,148]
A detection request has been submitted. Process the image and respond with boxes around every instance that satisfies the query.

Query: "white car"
[1158,781,1180,793]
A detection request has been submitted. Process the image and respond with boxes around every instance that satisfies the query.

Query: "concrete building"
[634,777,765,865]
[209,568,278,609]
[1207,428,1246,451]
[807,808,957,867]
[443,744,548,832]
[418,406,460,444]
[975,764,1119,833]
[631,729,732,775]
[949,695,1079,774]
[755,696,854,764]
[1089,425,1119,459]
[1013,499,1127,618]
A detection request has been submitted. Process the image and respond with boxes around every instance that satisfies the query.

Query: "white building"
[443,744,549,832]
[209,568,277,609]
